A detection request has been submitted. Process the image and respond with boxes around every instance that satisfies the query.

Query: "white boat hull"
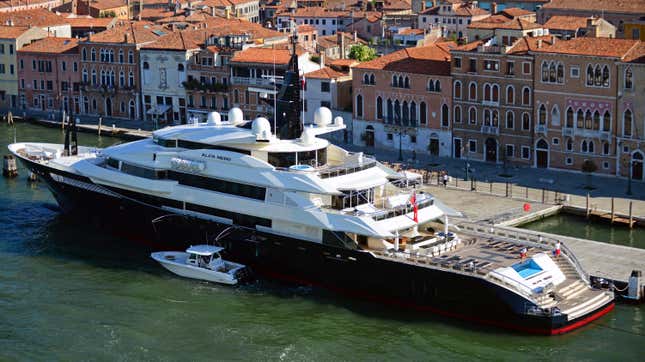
[151,252,245,285]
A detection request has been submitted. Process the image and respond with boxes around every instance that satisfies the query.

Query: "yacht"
[8,33,613,335]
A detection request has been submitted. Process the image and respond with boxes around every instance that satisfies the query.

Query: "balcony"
[231,76,281,87]
[383,117,418,128]
[562,128,574,136]
[183,79,229,93]
[481,125,499,135]
[481,100,499,107]
[535,124,548,134]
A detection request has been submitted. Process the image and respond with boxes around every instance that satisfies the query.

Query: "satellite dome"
[228,107,244,124]
[252,117,272,140]
[207,112,221,125]
[333,116,344,127]
[300,127,316,145]
[314,107,332,127]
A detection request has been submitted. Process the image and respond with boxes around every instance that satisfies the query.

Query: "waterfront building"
[543,16,616,40]
[418,0,490,40]
[201,0,261,23]
[140,30,202,125]
[466,10,547,43]
[531,37,643,174]
[296,24,317,54]
[17,37,81,115]
[0,8,71,37]
[54,0,131,19]
[0,25,48,109]
[450,33,542,165]
[537,0,645,39]
[0,0,62,13]
[352,43,454,157]
[78,21,165,119]
[624,18,645,41]
[276,8,348,35]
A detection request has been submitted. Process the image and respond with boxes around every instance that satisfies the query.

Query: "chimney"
[551,35,556,44]
[211,7,216,17]
[320,52,325,69]
[537,39,542,48]
[491,2,497,14]
[125,32,129,43]
[353,30,357,42]
[338,32,345,59]
[138,0,142,21]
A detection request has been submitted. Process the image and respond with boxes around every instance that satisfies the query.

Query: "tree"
[581,159,598,189]
[348,44,377,62]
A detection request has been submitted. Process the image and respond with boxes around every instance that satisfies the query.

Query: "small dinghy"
[151,245,247,285]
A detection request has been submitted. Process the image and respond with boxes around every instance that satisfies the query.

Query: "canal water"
[521,213,645,250]
[1,124,644,360]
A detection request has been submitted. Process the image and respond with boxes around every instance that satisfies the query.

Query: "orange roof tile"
[532,37,640,58]
[499,7,534,18]
[623,41,645,63]
[17,37,79,53]
[64,16,117,29]
[398,28,425,36]
[87,0,128,10]
[543,15,589,31]
[141,30,201,51]
[542,0,645,14]
[0,25,31,39]
[305,66,348,79]
[231,47,302,64]
[297,24,316,33]
[355,42,454,75]
[469,17,542,30]
[0,8,68,28]
[328,58,360,67]
[277,7,349,18]
[84,21,164,44]
[507,35,554,55]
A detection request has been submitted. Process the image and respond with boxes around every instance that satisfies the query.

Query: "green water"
[521,213,645,250]
[1,124,644,360]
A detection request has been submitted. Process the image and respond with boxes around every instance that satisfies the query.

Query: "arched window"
[586,65,594,86]
[376,96,383,119]
[469,107,477,124]
[541,61,549,82]
[419,102,427,125]
[624,109,633,137]
[484,109,491,126]
[356,94,363,117]
[109,50,114,63]
[469,82,477,100]
[398,76,404,88]
[441,104,449,127]
[538,104,547,125]
[594,65,602,86]
[91,69,97,85]
[91,48,96,61]
[128,50,134,64]
[410,101,417,123]
[128,71,134,87]
[551,105,560,126]
[99,48,105,62]
[428,79,435,92]
[454,81,462,99]
[522,87,530,105]
[483,84,491,101]
[370,74,375,84]
[109,70,115,86]
[549,62,556,83]
[120,101,125,113]
[394,100,401,122]
[492,110,499,127]
[404,76,410,88]
[602,141,610,155]
[585,110,592,129]
[392,75,397,86]
[506,111,514,129]
[234,89,239,103]
[581,140,588,153]
[178,64,184,72]
[566,138,573,151]
[82,69,88,83]
[522,113,530,130]
[435,80,441,92]
[387,99,393,121]
[454,105,461,123]
[557,63,564,83]
[589,141,595,153]
[402,101,409,121]
[537,139,548,149]
[576,109,584,128]
[593,111,600,130]
[143,62,150,70]
[364,74,369,84]
[82,48,87,61]
[119,49,124,63]
[119,71,125,87]
[625,67,633,89]
[492,84,499,102]
[506,85,514,104]
[566,107,574,128]
[602,65,609,87]
[602,111,610,132]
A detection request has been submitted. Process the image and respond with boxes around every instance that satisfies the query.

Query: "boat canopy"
[186,245,224,256]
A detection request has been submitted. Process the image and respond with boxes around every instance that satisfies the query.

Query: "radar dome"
[300,127,316,145]
[333,116,344,127]
[314,107,332,127]
[207,112,221,125]
[252,117,272,140]
[228,107,244,124]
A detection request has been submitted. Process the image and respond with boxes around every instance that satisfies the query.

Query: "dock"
[14,116,151,141]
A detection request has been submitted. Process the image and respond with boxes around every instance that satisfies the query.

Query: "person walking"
[442,172,449,187]
[554,241,561,258]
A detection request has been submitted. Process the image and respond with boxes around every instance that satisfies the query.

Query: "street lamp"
[626,157,633,195]
[463,145,469,181]
[398,127,404,161]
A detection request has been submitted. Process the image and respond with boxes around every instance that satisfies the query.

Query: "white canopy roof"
[186,245,224,256]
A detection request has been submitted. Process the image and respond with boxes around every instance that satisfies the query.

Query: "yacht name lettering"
[201,153,231,162]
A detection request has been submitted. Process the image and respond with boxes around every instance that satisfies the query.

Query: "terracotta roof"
[64,16,117,29]
[0,8,68,28]
[421,4,489,17]
[297,24,316,33]
[0,25,31,39]
[231,47,302,64]
[469,17,543,30]
[17,37,79,53]
[277,7,348,18]
[141,30,202,51]
[499,7,534,18]
[202,0,257,6]
[451,38,486,52]
[305,66,348,79]
[316,31,366,49]
[86,0,128,10]
[542,0,645,14]
[84,21,165,44]
[355,42,454,75]
[623,41,645,63]
[202,17,285,40]
[532,37,640,58]
[398,28,425,36]
[507,35,554,55]
[328,58,359,67]
[543,15,589,31]
[382,0,411,10]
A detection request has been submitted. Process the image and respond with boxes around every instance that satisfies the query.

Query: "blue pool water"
[513,260,543,279]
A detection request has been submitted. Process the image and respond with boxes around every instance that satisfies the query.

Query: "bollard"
[27,171,38,182]
[525,186,529,199]
[629,201,633,229]
[627,270,642,301]
[611,197,615,223]
[489,182,493,193]
[3,155,18,177]
[542,188,545,204]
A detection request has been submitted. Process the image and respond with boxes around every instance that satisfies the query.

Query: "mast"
[274,21,303,140]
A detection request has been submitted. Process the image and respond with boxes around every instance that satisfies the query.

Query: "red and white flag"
[410,191,418,223]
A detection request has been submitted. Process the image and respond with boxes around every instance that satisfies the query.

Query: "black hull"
[21,157,614,335]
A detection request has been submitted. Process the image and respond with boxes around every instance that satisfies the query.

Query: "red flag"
[301,76,306,90]
[410,191,418,223]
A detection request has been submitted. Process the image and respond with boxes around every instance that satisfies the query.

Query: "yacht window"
[268,152,296,168]
[298,150,317,167]
[186,202,271,227]
[120,162,167,179]
[176,139,250,155]
[316,147,327,166]
[155,137,178,148]
[106,157,120,169]
[168,171,266,200]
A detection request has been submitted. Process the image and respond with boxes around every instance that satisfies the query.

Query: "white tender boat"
[151,245,247,285]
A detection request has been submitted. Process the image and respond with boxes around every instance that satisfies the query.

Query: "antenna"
[273,44,277,138]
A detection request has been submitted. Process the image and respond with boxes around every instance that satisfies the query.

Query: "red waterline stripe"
[256,267,615,335]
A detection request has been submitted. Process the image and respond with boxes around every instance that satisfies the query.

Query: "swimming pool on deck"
[512,260,543,279]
